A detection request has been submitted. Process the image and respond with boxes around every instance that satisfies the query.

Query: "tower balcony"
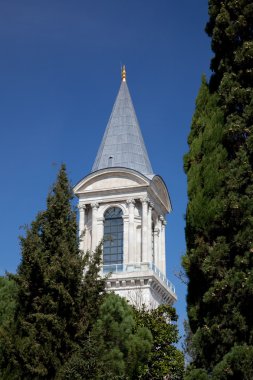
[102,262,177,308]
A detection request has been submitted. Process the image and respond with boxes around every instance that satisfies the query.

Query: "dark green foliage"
[0,165,157,380]
[15,165,82,378]
[0,276,17,380]
[77,242,106,338]
[184,368,209,380]
[0,165,106,379]
[206,0,253,94]
[134,304,184,380]
[183,79,229,369]
[61,293,152,380]
[212,345,253,380]
[184,0,253,377]
[2,165,82,379]
[0,276,17,327]
[92,293,152,379]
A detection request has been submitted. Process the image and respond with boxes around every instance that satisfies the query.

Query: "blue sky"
[0,0,212,342]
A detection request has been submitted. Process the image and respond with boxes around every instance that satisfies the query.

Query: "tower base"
[104,262,177,310]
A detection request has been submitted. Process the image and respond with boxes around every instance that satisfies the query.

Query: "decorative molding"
[78,203,86,210]
[91,202,99,209]
[149,201,154,209]
[105,273,176,306]
[126,198,136,206]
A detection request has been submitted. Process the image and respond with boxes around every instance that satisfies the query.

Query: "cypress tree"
[0,276,17,378]
[23,165,82,377]
[4,165,84,379]
[184,0,253,374]
[0,276,17,328]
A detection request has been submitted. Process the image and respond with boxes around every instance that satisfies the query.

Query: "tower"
[74,67,176,308]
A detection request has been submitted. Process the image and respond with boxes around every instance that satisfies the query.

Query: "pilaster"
[141,197,149,262]
[147,202,153,263]
[96,216,104,246]
[78,203,86,237]
[78,203,86,251]
[127,199,135,263]
[161,219,167,275]
[156,216,162,271]
[122,215,129,264]
[153,227,160,267]
[91,202,99,251]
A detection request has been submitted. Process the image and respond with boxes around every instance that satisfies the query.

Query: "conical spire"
[92,68,153,176]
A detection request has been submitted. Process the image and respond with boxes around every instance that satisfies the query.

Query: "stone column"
[122,215,129,264]
[78,204,86,251]
[160,220,167,275]
[147,202,153,264]
[159,216,165,274]
[78,203,86,238]
[157,216,163,271]
[127,199,135,263]
[141,197,149,262]
[153,225,160,267]
[96,216,104,247]
[91,202,99,251]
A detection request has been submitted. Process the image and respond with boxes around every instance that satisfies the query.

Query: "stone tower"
[74,67,176,308]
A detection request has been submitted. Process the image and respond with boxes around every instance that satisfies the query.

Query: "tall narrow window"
[103,207,123,270]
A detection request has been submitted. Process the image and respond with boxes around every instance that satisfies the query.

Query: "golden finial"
[121,65,126,82]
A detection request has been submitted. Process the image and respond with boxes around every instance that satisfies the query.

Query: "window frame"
[103,206,123,266]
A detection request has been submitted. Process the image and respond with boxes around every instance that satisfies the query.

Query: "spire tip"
[121,65,126,82]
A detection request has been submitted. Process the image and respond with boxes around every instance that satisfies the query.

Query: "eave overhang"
[74,167,172,213]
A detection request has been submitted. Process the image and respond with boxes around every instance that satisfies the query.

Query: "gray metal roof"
[91,79,154,176]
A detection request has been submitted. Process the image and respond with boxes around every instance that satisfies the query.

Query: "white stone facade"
[74,167,177,308]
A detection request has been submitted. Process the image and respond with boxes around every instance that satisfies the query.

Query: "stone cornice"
[105,272,176,305]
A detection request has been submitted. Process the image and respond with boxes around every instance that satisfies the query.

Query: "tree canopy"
[134,304,184,380]
[0,165,106,379]
[58,293,153,380]
[184,0,253,377]
[0,165,184,379]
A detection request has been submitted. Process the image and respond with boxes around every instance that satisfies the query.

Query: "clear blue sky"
[0,0,212,342]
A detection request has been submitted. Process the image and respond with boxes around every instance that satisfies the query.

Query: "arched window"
[103,207,123,270]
